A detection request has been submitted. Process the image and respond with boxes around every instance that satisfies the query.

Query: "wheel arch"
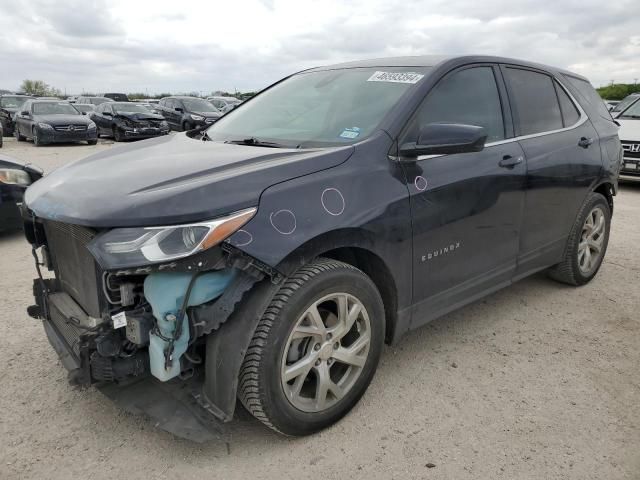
[593,181,615,213]
[274,229,400,344]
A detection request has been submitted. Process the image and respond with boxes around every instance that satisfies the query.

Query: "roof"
[309,54,588,82]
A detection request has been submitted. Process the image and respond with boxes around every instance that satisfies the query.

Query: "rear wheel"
[548,192,611,285]
[87,139,97,145]
[238,258,385,436]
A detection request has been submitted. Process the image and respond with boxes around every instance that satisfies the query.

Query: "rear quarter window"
[562,74,612,120]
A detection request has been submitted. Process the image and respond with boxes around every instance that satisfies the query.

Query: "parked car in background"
[21,55,620,439]
[103,93,129,102]
[603,99,619,111]
[14,99,98,146]
[0,122,3,147]
[66,96,78,104]
[0,94,34,136]
[615,100,640,177]
[207,95,242,113]
[76,96,114,106]
[90,102,169,141]
[610,93,640,118]
[157,96,221,131]
[73,103,95,115]
[0,153,42,230]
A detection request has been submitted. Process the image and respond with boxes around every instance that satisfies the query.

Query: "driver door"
[400,65,527,327]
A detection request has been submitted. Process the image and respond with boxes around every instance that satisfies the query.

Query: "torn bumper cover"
[28,241,280,441]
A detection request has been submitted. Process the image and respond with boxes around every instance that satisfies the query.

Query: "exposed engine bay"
[23,213,280,441]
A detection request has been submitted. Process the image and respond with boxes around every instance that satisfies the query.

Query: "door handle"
[578,137,594,148]
[499,155,523,169]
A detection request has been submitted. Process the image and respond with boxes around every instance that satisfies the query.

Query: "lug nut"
[314,344,320,351]
[334,342,339,349]
[328,358,334,365]
[315,359,321,366]
[326,333,332,340]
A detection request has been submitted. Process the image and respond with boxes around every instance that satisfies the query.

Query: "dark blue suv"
[22,55,621,439]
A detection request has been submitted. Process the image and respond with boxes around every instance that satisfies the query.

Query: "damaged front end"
[23,206,280,441]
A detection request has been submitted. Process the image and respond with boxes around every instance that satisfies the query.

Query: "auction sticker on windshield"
[367,71,424,84]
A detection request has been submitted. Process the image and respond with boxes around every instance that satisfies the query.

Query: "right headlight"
[37,123,53,129]
[190,114,204,121]
[0,168,31,186]
[87,207,256,269]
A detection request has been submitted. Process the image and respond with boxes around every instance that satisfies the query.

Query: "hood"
[34,114,92,126]
[616,118,640,142]
[25,133,353,227]
[115,111,165,122]
[1,107,19,114]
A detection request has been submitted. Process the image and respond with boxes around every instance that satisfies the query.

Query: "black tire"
[15,126,25,142]
[238,258,385,436]
[182,121,193,132]
[32,127,43,146]
[113,126,124,142]
[548,192,611,286]
[87,139,97,145]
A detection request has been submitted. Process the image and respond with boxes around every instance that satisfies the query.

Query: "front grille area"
[43,221,102,318]
[137,120,164,128]
[622,142,640,159]
[53,124,88,132]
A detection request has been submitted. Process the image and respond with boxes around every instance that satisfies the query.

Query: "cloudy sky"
[1,0,639,95]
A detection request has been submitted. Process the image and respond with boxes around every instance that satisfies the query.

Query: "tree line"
[596,83,640,100]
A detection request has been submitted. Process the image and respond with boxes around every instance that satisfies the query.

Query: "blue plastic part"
[144,269,236,382]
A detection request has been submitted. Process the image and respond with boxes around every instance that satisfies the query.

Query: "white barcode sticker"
[367,71,424,84]
[112,311,127,329]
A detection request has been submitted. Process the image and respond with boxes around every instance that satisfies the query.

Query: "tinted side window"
[405,66,505,143]
[563,74,612,120]
[95,104,103,113]
[504,68,562,135]
[554,81,580,127]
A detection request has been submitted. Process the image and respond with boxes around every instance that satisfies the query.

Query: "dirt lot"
[0,136,638,480]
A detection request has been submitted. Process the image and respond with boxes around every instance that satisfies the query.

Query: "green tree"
[20,79,62,97]
[596,83,640,100]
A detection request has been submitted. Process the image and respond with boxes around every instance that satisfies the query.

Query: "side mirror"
[175,107,183,112]
[20,111,29,116]
[81,111,87,115]
[103,111,112,117]
[400,123,487,159]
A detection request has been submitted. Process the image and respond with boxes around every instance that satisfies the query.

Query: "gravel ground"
[1,136,639,480]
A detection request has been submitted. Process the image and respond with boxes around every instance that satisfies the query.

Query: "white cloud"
[0,0,639,94]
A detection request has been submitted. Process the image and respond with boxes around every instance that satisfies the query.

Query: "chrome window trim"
[415,77,588,160]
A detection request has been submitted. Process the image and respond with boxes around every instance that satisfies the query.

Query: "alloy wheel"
[281,293,371,413]
[578,206,605,275]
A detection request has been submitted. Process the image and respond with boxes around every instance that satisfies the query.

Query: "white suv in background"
[616,101,640,176]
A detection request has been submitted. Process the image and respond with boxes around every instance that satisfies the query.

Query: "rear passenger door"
[501,66,603,278]
[401,65,527,327]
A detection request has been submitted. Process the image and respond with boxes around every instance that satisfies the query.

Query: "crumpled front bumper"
[31,278,228,442]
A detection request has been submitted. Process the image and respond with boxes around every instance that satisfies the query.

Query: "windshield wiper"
[224,137,291,148]
[620,114,640,119]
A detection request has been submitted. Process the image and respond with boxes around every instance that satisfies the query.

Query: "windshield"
[182,98,218,112]
[32,102,80,115]
[206,67,430,147]
[1,96,29,108]
[612,94,640,113]
[112,103,152,114]
[619,100,640,118]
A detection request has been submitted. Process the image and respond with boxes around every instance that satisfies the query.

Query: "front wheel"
[32,128,43,146]
[87,139,97,145]
[548,192,611,286]
[113,126,124,142]
[238,258,385,436]
[15,126,25,141]
[182,121,193,132]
